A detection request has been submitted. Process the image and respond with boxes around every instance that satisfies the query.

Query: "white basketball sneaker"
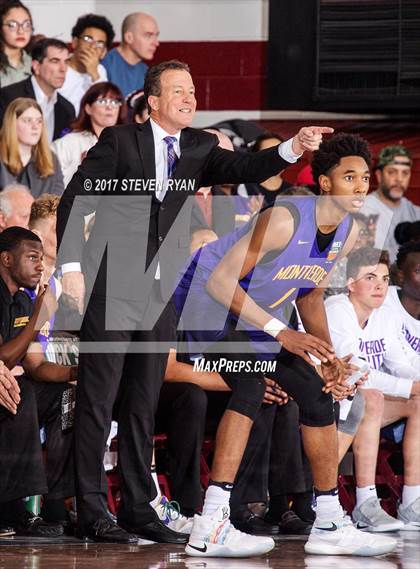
[154,496,194,534]
[397,497,420,531]
[185,505,275,558]
[304,514,397,556]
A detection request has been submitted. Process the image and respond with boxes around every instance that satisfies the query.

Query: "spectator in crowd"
[128,89,148,123]
[244,132,293,207]
[0,1,32,88]
[362,145,420,262]
[0,226,76,536]
[384,239,420,368]
[0,183,33,230]
[0,38,74,141]
[326,247,420,532]
[102,12,159,97]
[0,97,64,197]
[29,193,60,282]
[59,14,114,115]
[52,81,123,187]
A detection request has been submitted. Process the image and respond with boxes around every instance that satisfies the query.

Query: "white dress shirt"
[31,76,57,143]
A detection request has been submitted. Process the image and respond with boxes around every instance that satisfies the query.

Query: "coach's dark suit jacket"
[0,77,75,140]
[56,120,291,303]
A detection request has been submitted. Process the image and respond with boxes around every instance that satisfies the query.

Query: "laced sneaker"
[397,497,420,531]
[185,505,274,558]
[155,496,194,534]
[304,514,397,556]
[352,497,404,532]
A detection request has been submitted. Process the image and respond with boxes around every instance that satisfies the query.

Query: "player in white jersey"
[383,240,420,369]
[325,247,420,532]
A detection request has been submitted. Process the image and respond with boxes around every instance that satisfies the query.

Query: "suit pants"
[75,283,176,525]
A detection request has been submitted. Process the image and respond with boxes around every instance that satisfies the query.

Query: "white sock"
[202,484,231,517]
[402,485,420,508]
[315,493,342,523]
[149,468,162,509]
[356,485,377,507]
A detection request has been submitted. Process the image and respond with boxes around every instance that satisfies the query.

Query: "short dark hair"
[396,239,420,270]
[144,60,190,113]
[251,132,284,152]
[311,133,372,188]
[0,226,41,254]
[31,37,68,63]
[71,81,124,133]
[346,246,389,280]
[132,93,148,121]
[71,13,115,50]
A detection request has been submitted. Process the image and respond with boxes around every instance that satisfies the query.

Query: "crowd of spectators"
[0,0,418,551]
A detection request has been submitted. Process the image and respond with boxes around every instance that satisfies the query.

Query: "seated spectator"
[59,14,114,115]
[0,38,74,141]
[0,183,33,230]
[362,145,420,262]
[102,12,159,98]
[394,220,420,248]
[384,240,420,369]
[0,1,32,88]
[29,193,60,282]
[128,90,148,123]
[52,81,123,186]
[0,97,64,197]
[244,132,293,207]
[0,227,77,536]
[325,247,420,532]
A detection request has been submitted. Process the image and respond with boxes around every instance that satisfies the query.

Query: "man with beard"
[362,145,419,262]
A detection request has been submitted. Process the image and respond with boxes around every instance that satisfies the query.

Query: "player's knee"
[299,391,335,427]
[178,383,208,416]
[362,388,384,415]
[227,376,266,421]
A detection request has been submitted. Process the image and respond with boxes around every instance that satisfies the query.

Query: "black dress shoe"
[8,511,64,537]
[76,518,139,543]
[231,510,279,536]
[266,510,311,535]
[120,519,188,544]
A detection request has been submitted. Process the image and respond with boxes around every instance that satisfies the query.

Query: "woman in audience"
[0,97,64,197]
[52,81,124,186]
[0,1,33,87]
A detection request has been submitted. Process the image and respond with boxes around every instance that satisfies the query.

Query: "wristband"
[263,318,287,338]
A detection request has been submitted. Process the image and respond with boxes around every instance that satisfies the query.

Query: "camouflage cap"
[376,145,412,170]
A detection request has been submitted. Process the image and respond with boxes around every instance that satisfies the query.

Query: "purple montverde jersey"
[175,197,352,357]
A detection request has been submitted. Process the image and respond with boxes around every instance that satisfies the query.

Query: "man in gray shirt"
[362,145,420,262]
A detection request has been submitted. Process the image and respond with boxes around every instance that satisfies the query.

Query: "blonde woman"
[0,97,64,197]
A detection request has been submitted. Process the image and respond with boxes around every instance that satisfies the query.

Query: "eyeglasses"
[79,35,106,49]
[94,98,122,107]
[3,20,33,32]
[359,229,370,237]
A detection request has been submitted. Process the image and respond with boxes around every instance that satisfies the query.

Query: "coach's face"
[149,69,197,134]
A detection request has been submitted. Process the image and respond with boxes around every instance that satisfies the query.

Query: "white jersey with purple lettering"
[325,293,418,399]
[383,286,420,370]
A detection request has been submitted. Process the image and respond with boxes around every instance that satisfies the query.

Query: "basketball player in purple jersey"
[178,134,397,558]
